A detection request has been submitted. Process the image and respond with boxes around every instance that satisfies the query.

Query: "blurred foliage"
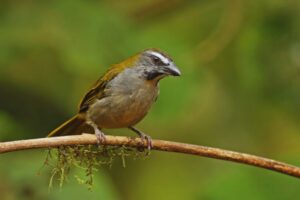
[1,0,300,199]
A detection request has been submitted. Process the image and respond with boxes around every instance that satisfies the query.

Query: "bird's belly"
[87,86,158,128]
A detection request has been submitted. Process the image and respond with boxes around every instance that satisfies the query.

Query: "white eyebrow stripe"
[149,51,170,65]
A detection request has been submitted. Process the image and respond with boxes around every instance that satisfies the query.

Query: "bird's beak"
[163,63,181,76]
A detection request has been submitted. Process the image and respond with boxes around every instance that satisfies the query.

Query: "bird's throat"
[146,71,165,81]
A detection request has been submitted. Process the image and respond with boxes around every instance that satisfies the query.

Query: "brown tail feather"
[48,114,89,137]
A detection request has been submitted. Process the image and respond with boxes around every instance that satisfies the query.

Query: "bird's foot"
[95,129,106,145]
[87,120,106,145]
[139,133,153,151]
[129,126,153,151]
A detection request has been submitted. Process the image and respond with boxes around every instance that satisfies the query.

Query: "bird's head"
[133,48,181,81]
[102,49,181,85]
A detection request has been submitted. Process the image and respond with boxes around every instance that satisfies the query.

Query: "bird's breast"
[87,69,159,128]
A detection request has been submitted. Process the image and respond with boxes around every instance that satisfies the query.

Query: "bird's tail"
[47,114,88,137]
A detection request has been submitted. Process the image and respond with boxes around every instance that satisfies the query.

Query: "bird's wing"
[78,79,104,112]
[79,54,139,112]
[78,64,128,112]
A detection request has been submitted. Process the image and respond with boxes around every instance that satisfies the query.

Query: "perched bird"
[48,48,181,149]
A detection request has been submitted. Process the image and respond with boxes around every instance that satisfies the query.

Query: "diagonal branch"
[0,134,300,179]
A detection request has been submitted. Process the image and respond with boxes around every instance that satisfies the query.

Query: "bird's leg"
[87,120,105,145]
[128,126,153,150]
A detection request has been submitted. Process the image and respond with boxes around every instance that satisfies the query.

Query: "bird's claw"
[139,133,153,151]
[95,130,106,145]
[128,126,153,152]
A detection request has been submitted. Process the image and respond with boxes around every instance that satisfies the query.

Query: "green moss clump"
[42,145,150,190]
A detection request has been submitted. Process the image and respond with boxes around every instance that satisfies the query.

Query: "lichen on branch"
[42,144,149,189]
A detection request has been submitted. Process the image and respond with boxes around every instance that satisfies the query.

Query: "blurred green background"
[1,0,300,199]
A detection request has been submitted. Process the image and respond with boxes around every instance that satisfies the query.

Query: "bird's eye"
[151,56,164,65]
[148,52,170,66]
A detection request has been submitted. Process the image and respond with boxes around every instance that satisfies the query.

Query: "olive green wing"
[78,64,128,113]
[78,79,103,112]
[79,53,139,112]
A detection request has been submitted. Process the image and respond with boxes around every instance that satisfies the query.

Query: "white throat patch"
[149,51,170,65]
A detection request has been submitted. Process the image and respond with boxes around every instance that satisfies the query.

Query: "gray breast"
[87,68,159,128]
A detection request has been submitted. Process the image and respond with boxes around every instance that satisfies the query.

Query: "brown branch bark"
[0,134,300,179]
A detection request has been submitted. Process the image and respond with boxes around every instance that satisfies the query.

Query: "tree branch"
[0,134,299,179]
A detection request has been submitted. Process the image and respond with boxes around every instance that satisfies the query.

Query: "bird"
[48,48,181,149]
